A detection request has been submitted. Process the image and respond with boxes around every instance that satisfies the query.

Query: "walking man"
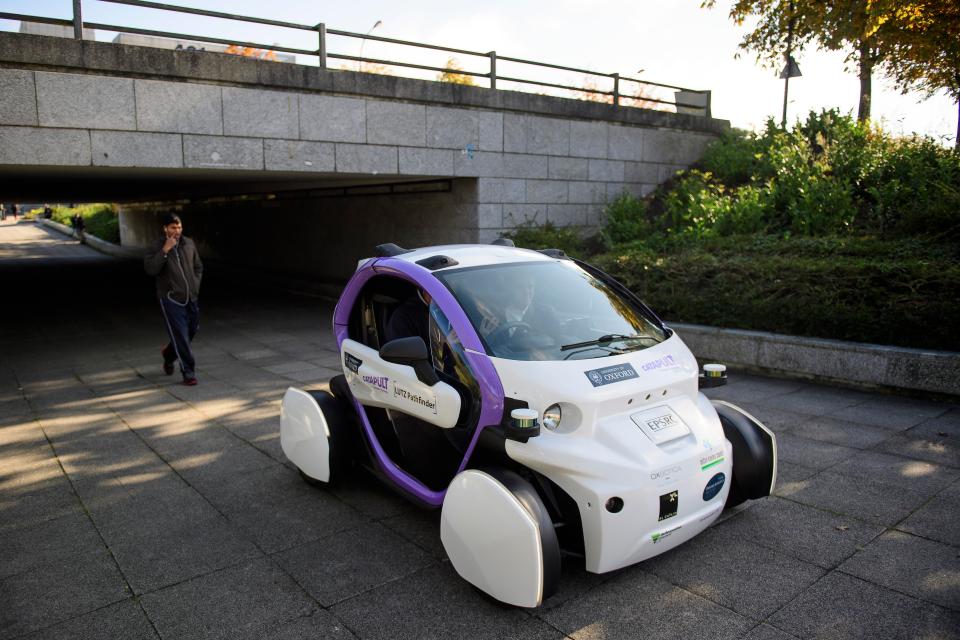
[144,212,203,385]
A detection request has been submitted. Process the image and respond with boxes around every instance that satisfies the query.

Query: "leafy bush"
[592,235,960,350]
[602,193,651,245]
[506,222,588,257]
[51,203,120,243]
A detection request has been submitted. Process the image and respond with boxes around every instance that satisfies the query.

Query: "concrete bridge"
[0,31,728,280]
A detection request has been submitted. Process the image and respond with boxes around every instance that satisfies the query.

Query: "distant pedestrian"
[144,212,203,386]
[10,204,16,221]
[70,212,85,243]
[43,204,52,219]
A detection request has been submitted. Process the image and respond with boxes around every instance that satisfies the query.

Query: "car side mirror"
[379,337,439,386]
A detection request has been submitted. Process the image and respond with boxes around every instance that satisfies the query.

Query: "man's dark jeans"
[160,296,199,378]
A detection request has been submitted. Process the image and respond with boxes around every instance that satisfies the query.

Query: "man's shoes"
[162,348,174,375]
[182,376,198,386]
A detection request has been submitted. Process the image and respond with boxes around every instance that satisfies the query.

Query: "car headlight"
[542,404,562,431]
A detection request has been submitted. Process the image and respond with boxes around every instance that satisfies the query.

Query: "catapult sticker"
[639,354,681,373]
[362,374,389,392]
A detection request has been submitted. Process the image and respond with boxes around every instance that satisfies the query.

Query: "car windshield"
[437,260,667,361]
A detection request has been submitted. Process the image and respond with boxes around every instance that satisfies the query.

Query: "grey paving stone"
[758,385,873,417]
[874,432,960,468]
[140,557,319,640]
[787,471,931,527]
[0,514,128,638]
[0,69,37,126]
[327,469,411,520]
[644,526,825,618]
[898,480,960,546]
[0,475,80,533]
[200,465,365,554]
[769,571,960,640]
[0,126,91,166]
[788,415,893,449]
[716,402,803,434]
[738,624,799,640]
[716,496,884,569]
[543,567,752,640]
[831,396,950,432]
[86,484,262,593]
[774,433,859,470]
[829,450,959,495]
[136,79,222,134]
[299,94,366,142]
[839,530,960,611]
[222,86,299,139]
[366,101,425,147]
[911,408,960,438]
[21,598,156,640]
[36,71,135,130]
[257,609,357,640]
[275,522,431,606]
[331,563,563,640]
[265,139,335,172]
[380,507,445,558]
[91,131,183,168]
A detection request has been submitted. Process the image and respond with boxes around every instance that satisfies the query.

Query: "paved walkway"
[1,219,958,640]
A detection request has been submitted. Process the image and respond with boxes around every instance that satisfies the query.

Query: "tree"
[879,1,960,147]
[224,44,278,61]
[705,1,901,122]
[437,57,477,86]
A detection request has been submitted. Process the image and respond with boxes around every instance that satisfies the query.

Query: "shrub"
[602,193,651,245]
[51,203,120,243]
[505,222,588,258]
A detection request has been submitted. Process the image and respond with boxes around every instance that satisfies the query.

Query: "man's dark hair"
[161,212,182,226]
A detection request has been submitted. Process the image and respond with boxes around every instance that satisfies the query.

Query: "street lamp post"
[359,20,382,72]
[780,1,801,128]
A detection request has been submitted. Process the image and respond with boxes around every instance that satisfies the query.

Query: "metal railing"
[0,0,712,116]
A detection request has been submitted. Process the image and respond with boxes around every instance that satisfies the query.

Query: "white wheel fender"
[280,387,331,483]
[440,469,559,608]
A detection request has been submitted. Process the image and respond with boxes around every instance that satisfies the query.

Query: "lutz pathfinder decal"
[393,383,438,414]
[584,363,639,387]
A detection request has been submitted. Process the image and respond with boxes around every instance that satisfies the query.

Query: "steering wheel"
[486,321,533,346]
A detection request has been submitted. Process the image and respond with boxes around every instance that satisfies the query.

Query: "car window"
[429,303,479,397]
[437,261,667,361]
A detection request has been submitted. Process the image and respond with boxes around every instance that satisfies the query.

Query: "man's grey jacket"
[144,236,203,303]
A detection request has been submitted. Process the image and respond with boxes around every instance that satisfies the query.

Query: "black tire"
[481,467,562,603]
[297,389,354,486]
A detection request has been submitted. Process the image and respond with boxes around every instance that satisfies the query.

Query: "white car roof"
[386,244,559,271]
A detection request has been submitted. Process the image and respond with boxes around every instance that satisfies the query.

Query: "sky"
[2,0,956,144]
